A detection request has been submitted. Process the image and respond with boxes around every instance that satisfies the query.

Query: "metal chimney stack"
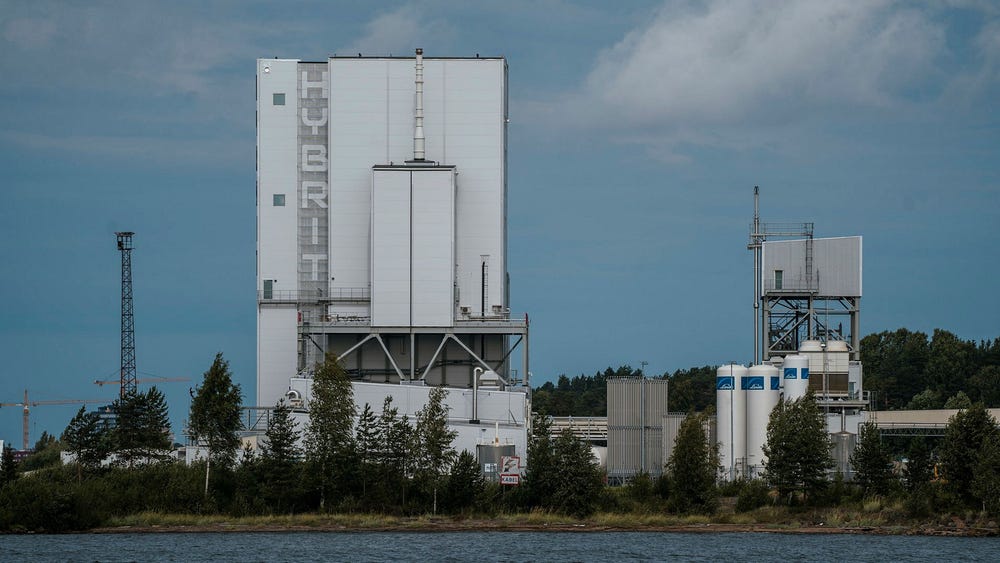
[413,48,425,161]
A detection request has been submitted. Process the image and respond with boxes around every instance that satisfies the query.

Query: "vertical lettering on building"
[298,64,329,290]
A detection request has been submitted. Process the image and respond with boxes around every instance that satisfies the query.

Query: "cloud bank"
[554,1,1000,158]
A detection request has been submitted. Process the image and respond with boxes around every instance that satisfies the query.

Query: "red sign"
[500,474,520,486]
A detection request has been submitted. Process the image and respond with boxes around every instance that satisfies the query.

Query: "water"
[2,531,998,562]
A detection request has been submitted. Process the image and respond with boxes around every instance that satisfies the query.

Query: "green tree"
[443,449,485,514]
[665,366,718,413]
[112,387,171,467]
[906,388,942,410]
[926,329,977,400]
[970,365,1000,407]
[304,353,357,511]
[943,391,973,409]
[763,394,833,501]
[939,402,1000,506]
[849,421,894,496]
[665,411,718,514]
[62,406,110,470]
[903,437,933,492]
[413,386,458,514]
[550,428,603,517]
[189,353,244,496]
[522,413,557,509]
[860,329,929,409]
[1,445,17,487]
[972,434,1000,515]
[375,396,411,511]
[258,398,302,512]
[355,402,379,498]
[20,431,62,471]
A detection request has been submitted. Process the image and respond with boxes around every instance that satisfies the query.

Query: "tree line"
[861,328,1000,409]
[0,353,605,531]
[530,364,717,416]
[3,335,999,532]
[532,328,1000,416]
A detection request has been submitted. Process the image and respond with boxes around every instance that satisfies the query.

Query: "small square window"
[273,194,286,206]
[273,93,285,106]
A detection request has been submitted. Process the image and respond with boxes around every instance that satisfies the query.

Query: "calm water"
[2,531,998,562]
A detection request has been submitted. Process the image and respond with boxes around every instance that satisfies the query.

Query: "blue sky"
[1,1,998,447]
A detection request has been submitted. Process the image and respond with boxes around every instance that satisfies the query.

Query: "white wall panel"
[327,58,506,311]
[762,236,862,297]
[371,169,411,326]
[257,307,298,407]
[257,59,300,295]
[411,169,455,327]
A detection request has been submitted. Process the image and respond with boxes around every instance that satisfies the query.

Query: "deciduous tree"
[550,428,603,517]
[763,393,833,501]
[849,421,894,496]
[189,353,243,495]
[939,402,1000,506]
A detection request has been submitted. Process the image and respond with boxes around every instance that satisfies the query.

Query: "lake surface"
[2,531,998,562]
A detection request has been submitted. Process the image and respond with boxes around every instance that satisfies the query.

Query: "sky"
[1,0,998,448]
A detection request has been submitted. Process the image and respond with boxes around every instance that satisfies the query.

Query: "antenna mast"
[116,232,137,398]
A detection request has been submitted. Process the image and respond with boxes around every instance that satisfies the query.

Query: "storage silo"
[782,354,810,401]
[745,364,780,478]
[716,364,747,481]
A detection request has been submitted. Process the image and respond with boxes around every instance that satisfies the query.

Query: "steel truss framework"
[295,318,529,390]
[762,294,861,361]
[116,232,137,398]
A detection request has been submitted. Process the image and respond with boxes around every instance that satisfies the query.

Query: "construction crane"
[0,390,112,451]
[93,376,189,387]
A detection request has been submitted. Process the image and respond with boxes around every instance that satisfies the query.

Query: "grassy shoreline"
[90,509,999,537]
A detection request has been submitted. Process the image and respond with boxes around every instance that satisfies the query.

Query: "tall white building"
[256,51,529,456]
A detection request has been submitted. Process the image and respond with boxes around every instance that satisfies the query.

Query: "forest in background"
[531,328,1000,416]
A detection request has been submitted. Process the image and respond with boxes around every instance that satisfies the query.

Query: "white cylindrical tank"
[745,364,780,478]
[716,364,747,481]
[782,354,810,401]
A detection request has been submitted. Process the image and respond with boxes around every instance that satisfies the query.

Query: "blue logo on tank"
[742,376,765,390]
[784,367,797,380]
[802,368,810,380]
[771,376,781,390]
[716,376,734,390]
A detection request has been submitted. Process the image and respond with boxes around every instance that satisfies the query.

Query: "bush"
[735,479,771,513]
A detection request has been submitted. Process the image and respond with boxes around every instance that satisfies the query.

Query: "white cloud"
[340,4,453,56]
[545,0,999,160]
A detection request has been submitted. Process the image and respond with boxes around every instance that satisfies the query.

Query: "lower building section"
[286,378,528,463]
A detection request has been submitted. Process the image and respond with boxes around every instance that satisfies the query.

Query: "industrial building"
[255,50,530,460]
[716,189,867,480]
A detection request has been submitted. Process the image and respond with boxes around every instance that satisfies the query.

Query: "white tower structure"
[256,51,529,454]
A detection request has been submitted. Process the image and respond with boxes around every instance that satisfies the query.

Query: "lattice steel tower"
[116,232,137,398]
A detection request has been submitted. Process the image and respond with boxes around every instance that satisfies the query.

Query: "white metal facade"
[256,54,528,455]
[761,236,862,297]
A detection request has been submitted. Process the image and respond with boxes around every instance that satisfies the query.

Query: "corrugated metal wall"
[607,378,669,482]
